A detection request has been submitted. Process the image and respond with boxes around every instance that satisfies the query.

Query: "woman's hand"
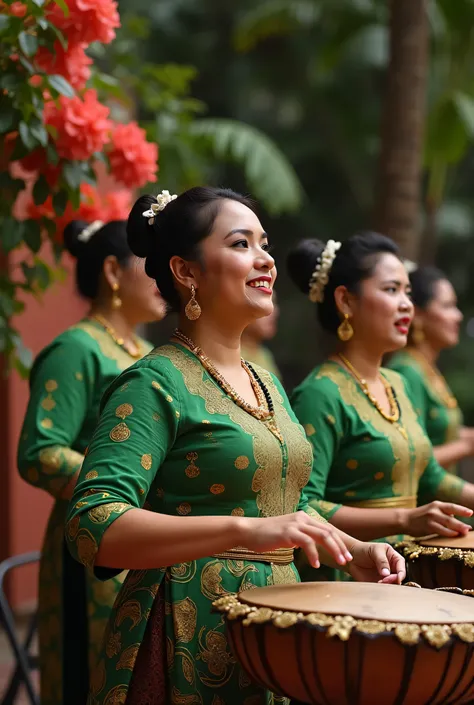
[239,512,353,569]
[346,541,406,584]
[401,501,472,538]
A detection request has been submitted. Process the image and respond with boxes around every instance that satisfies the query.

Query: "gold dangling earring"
[337,313,353,342]
[412,320,424,345]
[111,282,122,310]
[185,285,201,321]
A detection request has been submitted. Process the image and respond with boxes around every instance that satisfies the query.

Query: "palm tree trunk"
[374,0,429,260]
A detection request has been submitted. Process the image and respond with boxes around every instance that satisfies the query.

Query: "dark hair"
[63,220,132,299]
[287,232,400,334]
[126,186,255,312]
[409,266,446,309]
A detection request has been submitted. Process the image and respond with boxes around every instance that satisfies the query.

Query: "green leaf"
[23,221,42,253]
[37,17,48,29]
[19,31,38,58]
[33,259,52,290]
[19,121,37,150]
[46,143,59,166]
[189,118,304,214]
[53,0,70,17]
[33,175,50,206]
[30,122,49,147]
[0,15,10,32]
[0,292,16,318]
[53,190,68,216]
[19,56,35,74]
[0,107,16,134]
[11,333,33,375]
[48,74,75,98]
[63,161,83,189]
[0,218,24,252]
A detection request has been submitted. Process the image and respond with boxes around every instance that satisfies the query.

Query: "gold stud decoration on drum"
[213,582,474,705]
[398,533,474,590]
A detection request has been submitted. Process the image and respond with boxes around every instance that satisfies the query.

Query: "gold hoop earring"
[185,285,201,321]
[111,282,122,309]
[337,313,353,342]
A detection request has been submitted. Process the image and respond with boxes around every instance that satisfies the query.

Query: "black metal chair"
[0,552,40,705]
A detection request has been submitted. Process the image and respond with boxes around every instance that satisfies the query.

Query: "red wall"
[0,246,86,608]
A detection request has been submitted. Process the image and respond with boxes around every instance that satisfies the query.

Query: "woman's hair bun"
[63,220,90,258]
[126,194,157,258]
[286,238,325,295]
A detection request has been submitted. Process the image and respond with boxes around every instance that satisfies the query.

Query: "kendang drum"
[398,533,474,590]
[213,582,474,705]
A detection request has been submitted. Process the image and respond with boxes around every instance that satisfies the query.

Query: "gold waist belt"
[345,495,417,509]
[213,546,294,565]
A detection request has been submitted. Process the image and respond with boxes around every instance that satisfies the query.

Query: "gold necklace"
[91,313,143,360]
[338,353,408,440]
[407,348,458,410]
[173,329,283,443]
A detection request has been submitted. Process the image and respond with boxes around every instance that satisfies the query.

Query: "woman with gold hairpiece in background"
[287,233,474,582]
[17,219,165,705]
[390,265,474,481]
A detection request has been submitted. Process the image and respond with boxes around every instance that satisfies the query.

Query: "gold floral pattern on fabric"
[185,452,200,478]
[75,372,84,381]
[231,507,245,517]
[173,597,198,643]
[41,394,56,411]
[110,423,131,442]
[74,320,148,371]
[115,404,133,420]
[140,454,152,471]
[116,644,140,671]
[67,516,80,540]
[76,528,98,568]
[171,687,203,704]
[38,445,83,475]
[156,346,313,518]
[437,471,464,501]
[198,627,235,686]
[86,470,99,480]
[304,423,316,436]
[88,502,130,524]
[45,379,58,392]
[152,412,161,422]
[41,418,53,429]
[317,364,431,497]
[106,631,122,659]
[175,647,195,686]
[210,484,225,495]
[103,684,129,704]
[234,456,249,470]
[177,502,192,515]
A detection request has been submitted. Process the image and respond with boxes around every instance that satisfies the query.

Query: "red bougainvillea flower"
[108,122,158,188]
[47,0,120,45]
[35,42,92,91]
[26,184,104,242]
[19,148,61,187]
[7,2,27,17]
[44,90,111,161]
[102,189,133,221]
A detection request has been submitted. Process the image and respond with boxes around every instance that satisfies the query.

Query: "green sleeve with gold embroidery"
[417,454,465,505]
[66,361,180,580]
[291,376,343,521]
[17,330,96,498]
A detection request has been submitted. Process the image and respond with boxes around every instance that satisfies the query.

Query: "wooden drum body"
[399,533,474,590]
[213,582,474,705]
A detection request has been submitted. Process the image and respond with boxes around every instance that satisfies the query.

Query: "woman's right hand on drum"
[402,501,473,538]
[239,512,353,568]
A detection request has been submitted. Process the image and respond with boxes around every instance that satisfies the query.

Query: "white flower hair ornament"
[142,190,178,225]
[308,239,342,303]
[403,259,418,274]
[77,220,104,243]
